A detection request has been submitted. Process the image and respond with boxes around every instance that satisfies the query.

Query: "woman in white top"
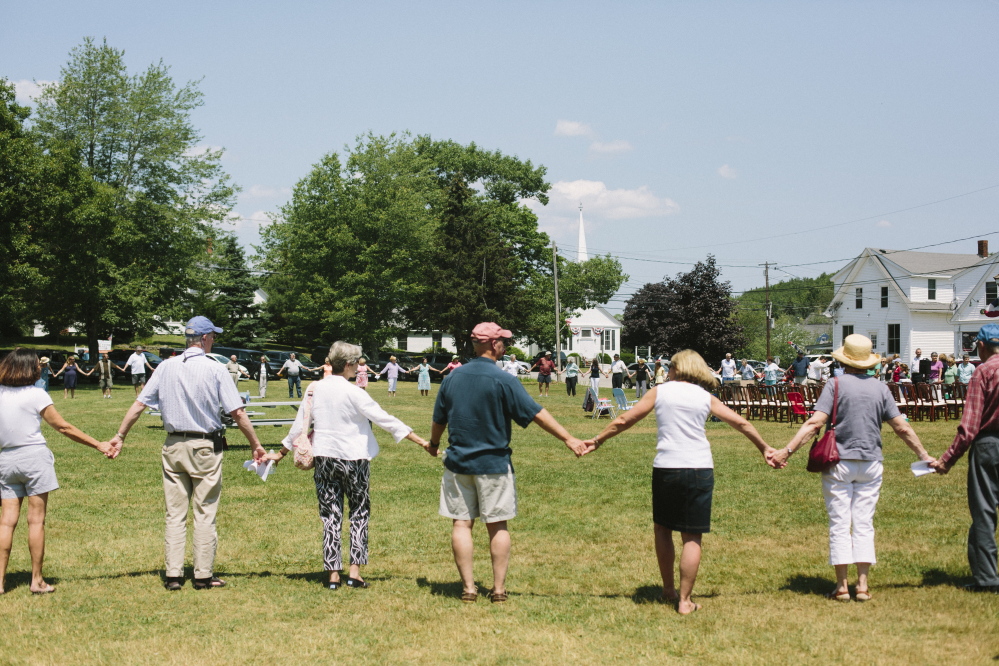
[0,349,115,595]
[266,342,430,590]
[585,349,775,614]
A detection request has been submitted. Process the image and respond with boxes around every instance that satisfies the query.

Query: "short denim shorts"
[0,446,59,499]
[651,467,714,534]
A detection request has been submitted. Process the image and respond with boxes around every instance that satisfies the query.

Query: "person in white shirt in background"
[717,353,737,384]
[807,356,831,385]
[266,341,431,590]
[279,352,308,399]
[501,354,521,378]
[126,345,155,396]
[610,354,628,389]
[957,354,976,385]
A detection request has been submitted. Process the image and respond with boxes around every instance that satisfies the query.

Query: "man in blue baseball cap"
[932,323,999,593]
[110,316,266,591]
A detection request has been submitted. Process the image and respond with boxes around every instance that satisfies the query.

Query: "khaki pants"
[162,434,222,579]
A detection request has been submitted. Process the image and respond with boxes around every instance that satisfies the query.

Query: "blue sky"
[5,1,998,312]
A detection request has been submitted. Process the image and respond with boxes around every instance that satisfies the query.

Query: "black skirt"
[651,467,714,534]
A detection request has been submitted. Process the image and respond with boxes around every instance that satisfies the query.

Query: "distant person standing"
[654,359,668,386]
[110,316,266,591]
[610,354,628,389]
[631,359,653,398]
[52,356,81,400]
[279,352,307,399]
[34,357,53,391]
[957,355,976,385]
[763,357,781,393]
[377,356,408,397]
[355,357,370,390]
[564,357,580,396]
[416,357,433,397]
[717,353,737,384]
[738,359,758,386]
[429,322,586,603]
[258,355,270,398]
[226,355,248,387]
[912,348,925,383]
[93,352,124,399]
[126,346,154,396]
[807,356,831,385]
[931,324,999,592]
[501,354,521,378]
[790,352,809,386]
[530,352,556,397]
[589,358,605,395]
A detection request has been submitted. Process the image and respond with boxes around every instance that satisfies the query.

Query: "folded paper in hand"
[911,461,936,477]
[244,453,276,482]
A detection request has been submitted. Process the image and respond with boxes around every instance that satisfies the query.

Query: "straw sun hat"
[831,334,881,369]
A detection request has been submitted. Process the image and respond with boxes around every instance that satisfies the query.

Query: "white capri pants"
[589,377,601,395]
[821,460,883,566]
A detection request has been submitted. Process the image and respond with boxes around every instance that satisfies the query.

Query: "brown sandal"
[826,589,851,602]
[855,589,872,602]
[461,591,478,603]
[489,590,508,603]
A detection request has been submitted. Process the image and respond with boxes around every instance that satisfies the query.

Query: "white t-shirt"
[0,385,54,449]
[720,358,736,378]
[126,353,148,374]
[807,359,831,381]
[653,381,713,469]
[611,360,627,374]
[502,361,520,377]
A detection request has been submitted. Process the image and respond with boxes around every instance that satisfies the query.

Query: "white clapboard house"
[826,240,999,360]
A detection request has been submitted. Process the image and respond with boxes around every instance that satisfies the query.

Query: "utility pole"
[762,261,772,359]
[553,241,562,380]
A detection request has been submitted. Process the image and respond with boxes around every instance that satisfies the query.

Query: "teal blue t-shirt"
[432,356,542,475]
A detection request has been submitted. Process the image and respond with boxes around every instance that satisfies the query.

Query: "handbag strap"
[299,388,315,438]
[827,378,838,431]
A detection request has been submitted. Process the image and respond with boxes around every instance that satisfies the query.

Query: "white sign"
[98,339,112,353]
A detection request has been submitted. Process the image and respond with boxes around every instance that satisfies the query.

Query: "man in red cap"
[429,322,586,603]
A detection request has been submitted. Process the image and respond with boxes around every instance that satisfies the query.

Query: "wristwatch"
[785,446,793,456]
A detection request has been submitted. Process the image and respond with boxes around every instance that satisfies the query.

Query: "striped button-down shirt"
[138,347,244,434]
[941,354,999,467]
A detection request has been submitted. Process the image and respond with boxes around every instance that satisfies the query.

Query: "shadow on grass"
[1,571,61,593]
[625,585,719,605]
[416,577,467,600]
[781,569,973,597]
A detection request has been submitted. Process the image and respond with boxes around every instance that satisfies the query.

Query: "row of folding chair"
[716,383,827,424]
[886,382,965,422]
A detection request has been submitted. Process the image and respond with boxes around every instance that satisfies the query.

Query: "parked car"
[213,346,273,380]
[159,347,185,360]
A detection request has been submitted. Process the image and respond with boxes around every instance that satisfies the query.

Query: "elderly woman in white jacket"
[267,341,431,590]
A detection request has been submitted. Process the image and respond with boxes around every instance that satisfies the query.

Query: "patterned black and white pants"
[314,457,371,571]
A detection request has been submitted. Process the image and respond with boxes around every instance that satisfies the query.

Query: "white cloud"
[13,79,55,104]
[554,119,594,137]
[717,164,737,179]
[589,140,633,155]
[876,219,892,228]
[524,179,679,230]
[243,184,292,199]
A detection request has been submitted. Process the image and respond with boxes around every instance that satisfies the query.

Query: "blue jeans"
[287,374,302,397]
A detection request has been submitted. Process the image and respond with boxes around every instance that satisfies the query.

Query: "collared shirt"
[957,362,975,384]
[126,352,148,375]
[611,360,627,374]
[281,375,412,459]
[564,362,579,378]
[97,358,114,377]
[432,356,543,475]
[502,360,520,377]
[791,357,809,377]
[138,347,244,434]
[537,358,555,376]
[281,359,305,376]
[941,354,999,467]
[720,358,736,378]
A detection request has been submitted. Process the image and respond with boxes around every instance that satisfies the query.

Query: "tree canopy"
[621,256,744,363]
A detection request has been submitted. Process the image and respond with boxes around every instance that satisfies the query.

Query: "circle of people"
[2,318,998,610]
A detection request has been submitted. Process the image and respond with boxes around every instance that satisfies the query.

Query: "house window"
[987,281,997,304]
[869,332,878,349]
[602,329,615,350]
[398,331,408,351]
[581,328,592,339]
[887,324,900,355]
[842,325,854,340]
[431,332,443,350]
[881,286,888,308]
[855,288,863,309]
[927,279,936,300]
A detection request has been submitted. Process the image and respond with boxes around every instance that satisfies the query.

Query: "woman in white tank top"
[584,350,776,615]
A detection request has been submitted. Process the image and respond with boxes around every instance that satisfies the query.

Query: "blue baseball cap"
[976,324,999,344]
[185,316,223,335]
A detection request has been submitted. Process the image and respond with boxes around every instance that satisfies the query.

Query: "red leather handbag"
[807,378,840,473]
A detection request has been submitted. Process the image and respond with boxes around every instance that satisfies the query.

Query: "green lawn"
[0,380,995,664]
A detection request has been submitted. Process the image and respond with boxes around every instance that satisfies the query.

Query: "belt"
[168,431,211,439]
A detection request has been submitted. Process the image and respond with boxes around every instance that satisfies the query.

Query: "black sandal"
[345,577,370,589]
[192,576,226,590]
[327,579,341,590]
[164,577,184,591]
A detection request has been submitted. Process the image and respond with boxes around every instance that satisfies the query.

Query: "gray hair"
[185,334,203,347]
[328,341,363,374]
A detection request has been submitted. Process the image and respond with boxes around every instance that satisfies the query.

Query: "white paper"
[243,453,276,482]
[911,461,936,477]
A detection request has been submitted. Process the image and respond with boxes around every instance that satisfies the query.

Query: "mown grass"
[0,380,995,664]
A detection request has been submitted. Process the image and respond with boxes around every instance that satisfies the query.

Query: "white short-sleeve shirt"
[653,381,713,469]
[0,386,54,449]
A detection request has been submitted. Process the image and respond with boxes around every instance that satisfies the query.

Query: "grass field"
[0,379,996,665]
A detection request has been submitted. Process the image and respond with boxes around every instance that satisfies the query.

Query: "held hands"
[581,439,601,456]
[929,459,949,475]
[96,440,119,459]
[251,443,266,462]
[564,437,587,458]
[262,450,286,464]
[766,447,789,469]
[107,434,124,459]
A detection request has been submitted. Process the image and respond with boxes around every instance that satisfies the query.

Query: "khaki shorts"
[439,467,517,523]
[99,377,113,390]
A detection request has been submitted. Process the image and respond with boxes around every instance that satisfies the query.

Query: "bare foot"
[30,583,55,595]
[677,600,701,615]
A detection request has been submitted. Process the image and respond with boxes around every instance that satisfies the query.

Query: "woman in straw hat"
[770,334,935,602]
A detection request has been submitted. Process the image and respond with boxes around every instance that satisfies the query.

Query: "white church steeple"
[577,203,589,263]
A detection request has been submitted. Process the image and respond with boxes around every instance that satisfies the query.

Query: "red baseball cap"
[470,322,513,343]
